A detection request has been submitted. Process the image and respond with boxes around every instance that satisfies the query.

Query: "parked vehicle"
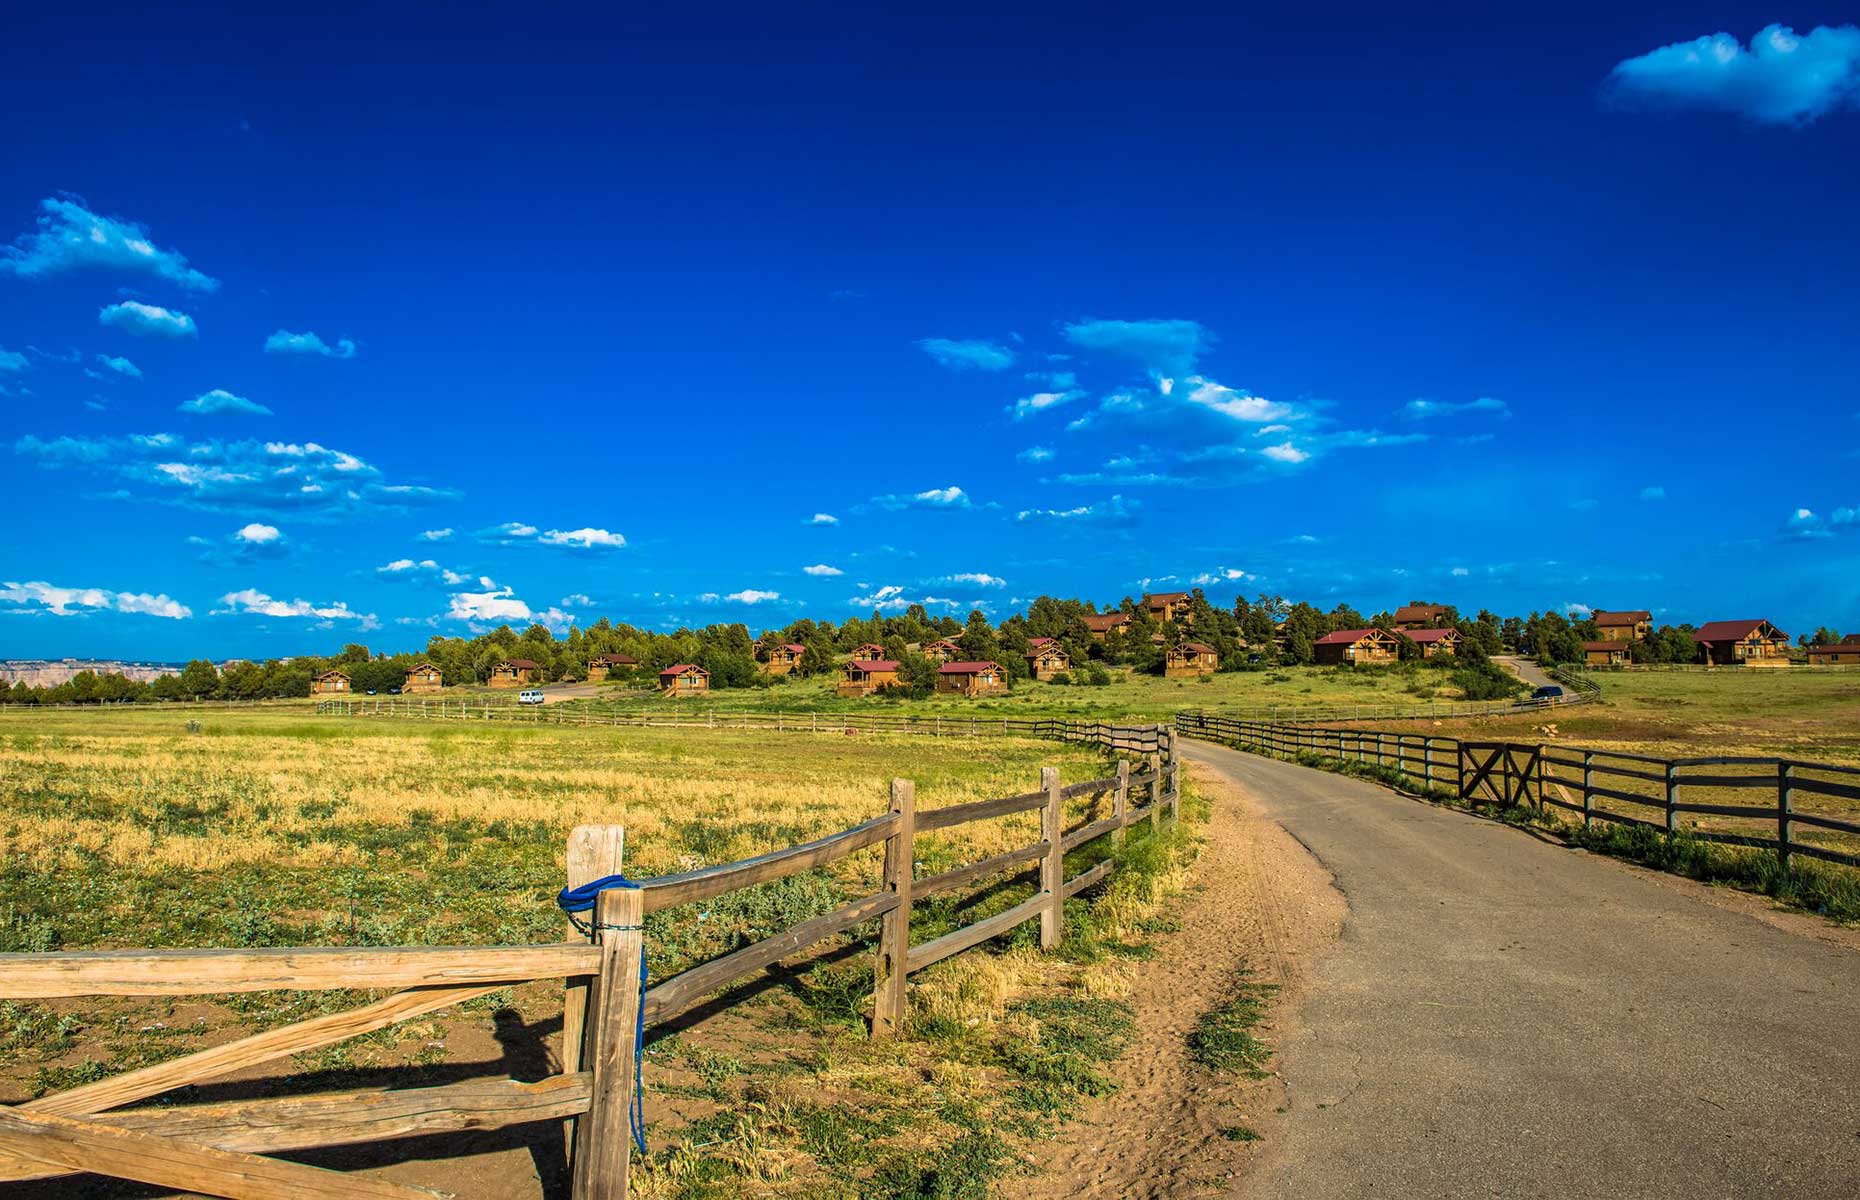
[388,686,401,695]
[1531,685,1564,700]
[518,689,545,705]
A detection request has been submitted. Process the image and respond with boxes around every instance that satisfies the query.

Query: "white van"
[518,689,546,706]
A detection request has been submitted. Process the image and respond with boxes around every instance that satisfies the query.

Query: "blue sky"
[3,4,1858,659]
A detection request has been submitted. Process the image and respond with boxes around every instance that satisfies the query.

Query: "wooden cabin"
[1393,604,1451,630]
[586,652,638,682]
[1164,641,1219,677]
[311,668,351,696]
[1404,628,1462,659]
[1314,627,1400,666]
[488,658,540,688]
[1693,620,1790,667]
[403,662,443,693]
[758,642,806,676]
[1583,641,1631,667]
[838,658,902,697]
[1143,592,1192,625]
[923,638,964,664]
[936,660,1007,697]
[1592,610,1652,642]
[1805,640,1860,666]
[850,643,886,662]
[659,663,710,696]
[1083,612,1131,641]
[1025,637,1071,681]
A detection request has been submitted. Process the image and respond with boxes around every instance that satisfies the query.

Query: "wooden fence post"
[1582,750,1594,829]
[872,779,916,1038]
[1112,759,1130,846]
[571,884,644,1200]
[562,826,626,1158]
[1040,767,1064,951]
[1146,752,1162,832]
[1166,730,1180,823]
[1778,761,1793,869]
[1664,762,1679,835]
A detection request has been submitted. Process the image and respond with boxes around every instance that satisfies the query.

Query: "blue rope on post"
[557,874,648,1156]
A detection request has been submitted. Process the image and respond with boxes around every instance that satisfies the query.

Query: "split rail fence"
[0,722,1178,1199]
[1176,711,1860,871]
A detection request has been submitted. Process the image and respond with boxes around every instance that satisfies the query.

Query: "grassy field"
[542,659,1495,722]
[0,706,1199,1198]
[1383,667,1860,764]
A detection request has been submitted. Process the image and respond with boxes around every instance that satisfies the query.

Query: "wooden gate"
[1460,742,1540,806]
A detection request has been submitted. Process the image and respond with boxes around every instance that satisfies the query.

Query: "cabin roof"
[1403,627,1460,643]
[314,668,349,679]
[1178,641,1218,654]
[1393,604,1449,622]
[497,658,540,670]
[1593,610,1652,625]
[938,660,1001,674]
[1583,641,1627,652]
[659,663,708,677]
[591,652,638,665]
[1693,620,1786,643]
[1143,591,1189,605]
[847,659,902,673]
[1315,627,1392,646]
[1083,612,1130,630]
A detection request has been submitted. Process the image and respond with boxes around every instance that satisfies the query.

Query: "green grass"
[1187,967,1277,1077]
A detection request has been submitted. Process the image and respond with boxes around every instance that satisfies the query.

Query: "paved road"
[1495,654,1558,692]
[1182,738,1860,1199]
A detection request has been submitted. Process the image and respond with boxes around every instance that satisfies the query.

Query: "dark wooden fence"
[0,723,1177,1199]
[1175,711,1860,871]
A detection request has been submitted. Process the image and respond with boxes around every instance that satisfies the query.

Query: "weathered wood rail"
[1176,711,1860,871]
[0,722,1178,1198]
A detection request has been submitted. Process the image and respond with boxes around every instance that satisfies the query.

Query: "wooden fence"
[1176,712,1860,871]
[0,723,1177,1198]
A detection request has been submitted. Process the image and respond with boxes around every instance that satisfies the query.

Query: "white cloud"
[917,337,1015,371]
[870,485,974,511]
[0,197,219,291]
[1015,494,1138,524]
[0,348,29,373]
[1062,318,1211,375]
[95,354,140,378]
[1566,602,1594,618]
[216,588,373,625]
[1190,567,1249,585]
[560,593,594,607]
[1401,396,1509,420]
[0,579,191,619]
[1785,507,1833,539]
[803,563,844,576]
[447,585,533,623]
[1017,445,1054,463]
[99,301,197,339]
[537,527,626,550]
[723,588,780,604]
[806,512,839,525]
[1261,441,1310,464]
[179,389,271,417]
[264,330,357,359]
[943,572,1005,587]
[1450,567,1471,577]
[1011,389,1084,420]
[420,528,454,541]
[235,523,281,544]
[1184,377,1292,423]
[378,558,438,574]
[1605,24,1860,125]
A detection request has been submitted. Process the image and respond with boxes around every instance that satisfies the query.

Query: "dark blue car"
[1532,685,1564,700]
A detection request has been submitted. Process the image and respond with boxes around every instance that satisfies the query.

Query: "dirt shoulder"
[1001,761,1346,1200]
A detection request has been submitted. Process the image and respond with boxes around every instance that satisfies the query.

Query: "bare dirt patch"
[1000,762,1345,1200]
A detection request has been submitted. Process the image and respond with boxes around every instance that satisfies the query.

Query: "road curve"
[1181,737,1860,1199]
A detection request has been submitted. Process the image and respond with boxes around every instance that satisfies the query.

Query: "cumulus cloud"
[216,588,373,625]
[15,432,459,519]
[477,521,625,551]
[917,337,1015,371]
[724,589,779,604]
[942,572,1005,587]
[446,585,533,624]
[377,558,440,575]
[1062,318,1210,376]
[560,593,594,607]
[1784,507,1833,539]
[1190,567,1250,585]
[1017,445,1054,463]
[99,301,196,339]
[847,584,967,612]
[0,579,191,619]
[265,329,357,359]
[1401,396,1509,420]
[803,563,844,576]
[0,197,219,291]
[1011,389,1084,420]
[420,528,454,541]
[871,485,973,511]
[1261,441,1310,464]
[95,354,140,378]
[806,512,839,525]
[179,388,271,416]
[1604,24,1860,124]
[0,348,27,373]
[1183,377,1293,423]
[235,523,280,544]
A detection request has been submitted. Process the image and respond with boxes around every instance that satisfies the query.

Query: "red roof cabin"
[1806,639,1860,666]
[488,658,540,688]
[1083,611,1132,641]
[838,658,902,697]
[659,663,710,696]
[586,652,638,682]
[923,637,964,664]
[311,668,351,696]
[1693,620,1790,667]
[403,662,443,693]
[1583,641,1631,667]
[936,660,1007,696]
[1393,604,1451,630]
[1025,637,1071,680]
[850,642,886,662]
[1143,592,1193,625]
[1403,627,1462,659]
[1314,627,1401,665]
[1165,641,1220,677]
[758,642,807,676]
